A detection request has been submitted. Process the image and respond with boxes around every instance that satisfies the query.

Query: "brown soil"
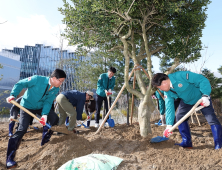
[1,113,222,170]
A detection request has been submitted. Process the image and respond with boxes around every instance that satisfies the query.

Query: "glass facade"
[3,44,81,92]
[0,52,21,90]
[0,52,21,109]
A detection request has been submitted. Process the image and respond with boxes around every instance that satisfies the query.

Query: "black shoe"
[41,126,54,146]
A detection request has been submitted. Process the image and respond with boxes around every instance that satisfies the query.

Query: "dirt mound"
[1,114,222,170]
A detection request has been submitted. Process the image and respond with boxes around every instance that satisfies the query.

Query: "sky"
[0,0,221,76]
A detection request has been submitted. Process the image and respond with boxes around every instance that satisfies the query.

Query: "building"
[0,51,21,90]
[0,51,21,108]
[3,44,81,92]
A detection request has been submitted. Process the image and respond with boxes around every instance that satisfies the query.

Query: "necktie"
[48,85,53,91]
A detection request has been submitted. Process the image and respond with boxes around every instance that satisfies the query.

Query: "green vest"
[96,73,115,97]
[164,71,211,125]
[11,75,59,115]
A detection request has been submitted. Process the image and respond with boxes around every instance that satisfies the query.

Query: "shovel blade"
[107,119,115,127]
[154,119,162,126]
[33,126,39,130]
[150,136,169,143]
[155,122,162,126]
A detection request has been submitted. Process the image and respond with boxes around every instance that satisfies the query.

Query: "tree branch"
[107,45,124,52]
[126,0,136,15]
[165,58,180,75]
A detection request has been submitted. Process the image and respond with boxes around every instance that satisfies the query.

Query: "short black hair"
[152,73,169,87]
[51,68,67,79]
[109,66,116,73]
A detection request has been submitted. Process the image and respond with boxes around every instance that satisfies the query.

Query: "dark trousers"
[10,96,23,119]
[95,94,111,123]
[174,98,181,111]
[11,108,59,139]
[176,99,221,125]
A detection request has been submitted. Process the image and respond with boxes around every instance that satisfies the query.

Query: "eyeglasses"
[57,78,63,83]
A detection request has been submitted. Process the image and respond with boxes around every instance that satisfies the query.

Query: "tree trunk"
[138,97,158,137]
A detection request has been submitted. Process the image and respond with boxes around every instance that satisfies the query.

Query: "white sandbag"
[58,154,123,170]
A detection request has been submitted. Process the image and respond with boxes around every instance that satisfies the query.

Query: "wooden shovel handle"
[10,100,41,121]
[11,118,19,123]
[168,99,203,133]
[10,100,51,128]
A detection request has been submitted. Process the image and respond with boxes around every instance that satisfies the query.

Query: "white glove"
[40,115,47,126]
[6,96,15,103]
[105,89,112,96]
[8,116,14,122]
[163,125,173,137]
[201,95,210,107]
[152,95,157,99]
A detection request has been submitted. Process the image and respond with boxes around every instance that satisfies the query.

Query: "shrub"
[121,109,127,117]
[0,107,10,115]
[81,112,102,120]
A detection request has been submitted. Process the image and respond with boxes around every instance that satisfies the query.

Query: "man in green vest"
[6,69,66,169]
[95,67,116,128]
[152,71,222,149]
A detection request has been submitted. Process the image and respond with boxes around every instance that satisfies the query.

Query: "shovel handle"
[11,118,19,123]
[168,99,203,133]
[107,96,111,110]
[82,110,96,124]
[10,100,51,128]
[11,118,38,130]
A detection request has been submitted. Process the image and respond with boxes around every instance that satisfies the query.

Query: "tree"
[218,66,222,75]
[201,68,222,99]
[59,0,211,137]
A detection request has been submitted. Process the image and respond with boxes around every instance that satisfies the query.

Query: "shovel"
[107,96,115,128]
[10,100,72,135]
[155,119,162,126]
[81,111,96,128]
[150,99,204,143]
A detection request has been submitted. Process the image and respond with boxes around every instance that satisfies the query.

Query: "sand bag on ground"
[58,154,123,170]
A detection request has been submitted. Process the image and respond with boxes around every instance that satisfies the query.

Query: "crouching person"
[5,68,66,169]
[152,71,222,150]
[85,97,96,128]
[56,90,94,133]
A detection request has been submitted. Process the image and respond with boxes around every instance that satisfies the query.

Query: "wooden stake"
[195,111,201,126]
[191,113,194,123]
[130,70,136,125]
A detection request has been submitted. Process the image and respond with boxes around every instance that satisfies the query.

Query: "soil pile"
[1,113,222,170]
